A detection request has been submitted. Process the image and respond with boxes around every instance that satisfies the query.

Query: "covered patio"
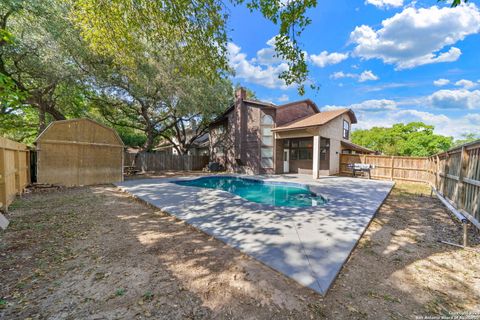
[272,109,373,179]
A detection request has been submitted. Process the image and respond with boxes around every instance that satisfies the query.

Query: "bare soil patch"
[1,181,479,319]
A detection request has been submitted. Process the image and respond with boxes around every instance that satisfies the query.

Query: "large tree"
[159,77,232,154]
[68,0,317,95]
[352,122,453,156]
[0,0,93,134]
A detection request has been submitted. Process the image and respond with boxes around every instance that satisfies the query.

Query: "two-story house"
[209,88,373,178]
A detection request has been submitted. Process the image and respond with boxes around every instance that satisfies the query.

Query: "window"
[261,114,274,168]
[343,120,350,139]
[261,115,274,125]
[287,138,313,160]
[320,138,330,161]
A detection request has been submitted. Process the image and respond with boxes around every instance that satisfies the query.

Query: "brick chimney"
[234,87,247,166]
[235,87,247,100]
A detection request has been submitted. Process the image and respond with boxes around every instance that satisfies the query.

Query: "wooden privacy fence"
[340,154,429,183]
[0,137,30,211]
[429,141,480,228]
[125,152,209,172]
[340,141,480,228]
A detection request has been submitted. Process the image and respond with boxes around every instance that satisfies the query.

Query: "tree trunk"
[143,129,156,151]
[38,104,46,133]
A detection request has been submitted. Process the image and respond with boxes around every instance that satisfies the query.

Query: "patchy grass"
[0,182,478,319]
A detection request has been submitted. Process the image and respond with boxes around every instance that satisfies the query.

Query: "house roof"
[271,108,357,132]
[209,98,321,128]
[243,99,276,108]
[340,141,375,154]
[209,104,234,126]
[276,99,320,113]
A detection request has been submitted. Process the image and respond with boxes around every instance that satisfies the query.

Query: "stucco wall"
[318,114,352,175]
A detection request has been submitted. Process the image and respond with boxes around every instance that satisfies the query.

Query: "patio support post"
[312,135,320,179]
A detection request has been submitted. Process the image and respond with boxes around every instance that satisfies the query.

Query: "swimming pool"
[173,176,327,207]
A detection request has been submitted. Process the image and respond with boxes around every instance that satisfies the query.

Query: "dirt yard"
[1,179,479,319]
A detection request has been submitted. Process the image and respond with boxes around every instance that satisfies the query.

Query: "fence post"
[390,156,394,181]
[435,155,441,191]
[455,146,468,210]
[0,148,6,210]
[442,153,448,196]
[26,150,31,185]
[14,150,20,193]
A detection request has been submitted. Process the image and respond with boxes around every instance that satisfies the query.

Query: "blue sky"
[225,0,480,138]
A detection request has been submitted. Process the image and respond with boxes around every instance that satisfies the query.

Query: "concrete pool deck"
[116,175,394,295]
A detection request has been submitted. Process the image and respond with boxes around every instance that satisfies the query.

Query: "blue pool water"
[173,176,327,207]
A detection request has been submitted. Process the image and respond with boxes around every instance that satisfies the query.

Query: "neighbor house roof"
[271,108,357,132]
[340,141,375,154]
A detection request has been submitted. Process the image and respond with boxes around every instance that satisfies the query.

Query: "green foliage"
[0,28,14,44]
[0,104,39,144]
[0,72,27,111]
[68,0,317,95]
[441,0,468,7]
[160,76,233,153]
[115,127,147,148]
[352,122,453,156]
[115,288,125,297]
[0,73,38,143]
[452,133,480,147]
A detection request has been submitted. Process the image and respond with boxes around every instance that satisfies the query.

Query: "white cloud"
[229,36,350,88]
[350,4,480,69]
[325,99,397,112]
[351,99,397,111]
[330,70,379,82]
[428,89,480,109]
[359,70,379,82]
[330,71,357,80]
[434,78,450,86]
[309,51,349,68]
[365,0,404,9]
[455,79,476,89]
[277,94,289,102]
[255,37,284,65]
[227,42,290,89]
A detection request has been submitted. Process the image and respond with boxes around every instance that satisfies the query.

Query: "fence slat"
[126,152,209,172]
[340,140,480,229]
[0,137,30,211]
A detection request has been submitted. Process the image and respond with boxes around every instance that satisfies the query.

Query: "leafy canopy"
[452,133,480,147]
[68,0,317,95]
[351,122,453,156]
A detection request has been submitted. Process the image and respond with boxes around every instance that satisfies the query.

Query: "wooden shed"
[36,119,124,186]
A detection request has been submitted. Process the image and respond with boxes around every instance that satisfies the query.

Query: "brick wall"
[276,101,317,126]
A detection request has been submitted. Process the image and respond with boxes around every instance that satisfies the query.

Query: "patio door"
[283,149,289,173]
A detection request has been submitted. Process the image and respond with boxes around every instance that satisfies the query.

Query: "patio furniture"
[124,166,139,176]
[347,163,375,179]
